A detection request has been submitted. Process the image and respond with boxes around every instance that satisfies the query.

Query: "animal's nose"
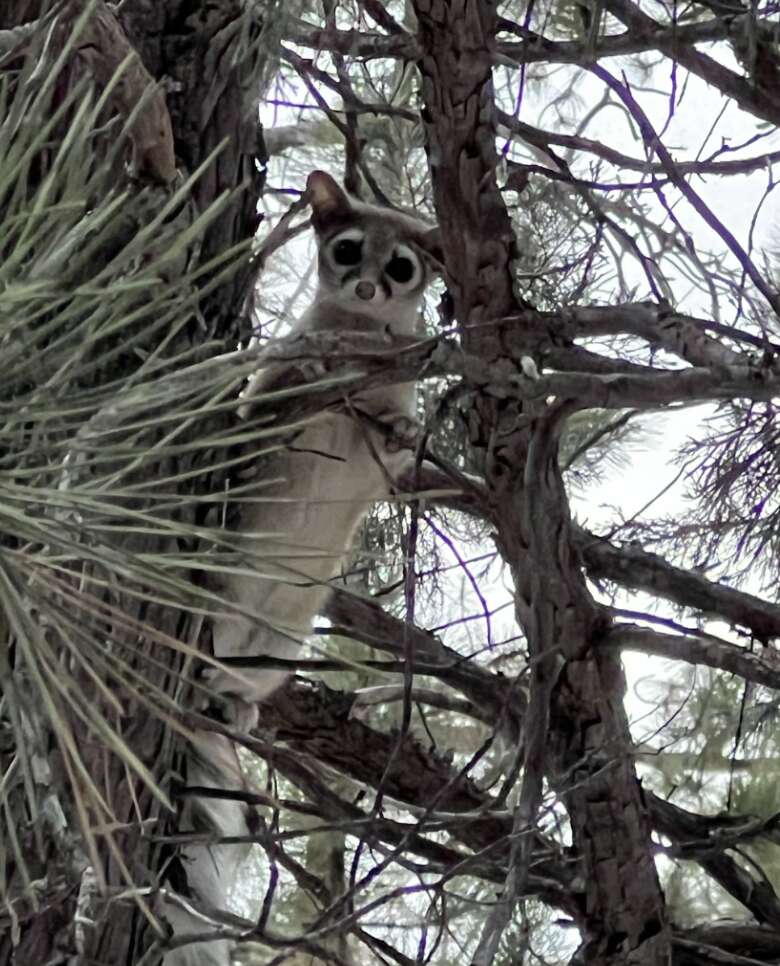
[356,280,376,301]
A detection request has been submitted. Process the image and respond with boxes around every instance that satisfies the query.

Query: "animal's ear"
[417,226,444,272]
[307,171,352,230]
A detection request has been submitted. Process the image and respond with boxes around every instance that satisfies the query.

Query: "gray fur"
[165,172,436,965]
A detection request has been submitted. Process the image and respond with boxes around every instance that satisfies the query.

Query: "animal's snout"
[355,280,376,301]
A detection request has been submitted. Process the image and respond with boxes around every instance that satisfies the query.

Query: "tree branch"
[608,623,780,689]
[577,528,780,643]
[601,0,780,127]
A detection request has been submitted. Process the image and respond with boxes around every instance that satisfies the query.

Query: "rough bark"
[0,3,268,964]
[413,1,670,962]
[244,635,780,951]
[7,1,780,963]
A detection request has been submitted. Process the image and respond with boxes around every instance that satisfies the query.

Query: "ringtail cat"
[165,172,437,966]
[211,170,438,707]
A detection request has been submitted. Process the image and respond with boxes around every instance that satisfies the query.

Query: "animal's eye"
[332,238,362,266]
[386,254,415,284]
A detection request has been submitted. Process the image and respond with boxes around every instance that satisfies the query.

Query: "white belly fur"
[211,389,413,702]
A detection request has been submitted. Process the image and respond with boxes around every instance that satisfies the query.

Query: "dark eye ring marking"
[332,237,363,266]
[386,253,416,284]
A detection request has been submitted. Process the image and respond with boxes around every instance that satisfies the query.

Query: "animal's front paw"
[299,358,328,384]
[240,360,329,418]
[384,413,420,453]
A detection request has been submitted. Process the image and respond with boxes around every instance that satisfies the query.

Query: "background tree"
[3,1,780,965]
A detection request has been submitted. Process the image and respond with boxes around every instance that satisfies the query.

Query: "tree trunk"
[1,3,268,963]
[413,1,670,962]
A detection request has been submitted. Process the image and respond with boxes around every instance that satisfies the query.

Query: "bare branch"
[601,0,780,127]
[497,110,780,180]
[577,528,780,643]
[608,623,780,690]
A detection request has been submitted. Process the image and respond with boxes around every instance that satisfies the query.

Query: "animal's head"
[307,170,441,325]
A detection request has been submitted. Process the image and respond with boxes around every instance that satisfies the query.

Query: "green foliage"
[0,16,270,921]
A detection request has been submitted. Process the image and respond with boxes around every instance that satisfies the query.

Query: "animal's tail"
[163,726,252,966]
